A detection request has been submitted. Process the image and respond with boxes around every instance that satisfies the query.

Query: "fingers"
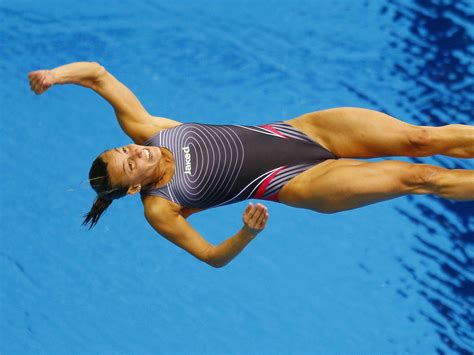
[29,72,42,94]
[245,202,266,221]
[28,70,50,95]
[259,208,269,229]
[255,207,268,228]
[242,202,269,233]
[245,202,253,214]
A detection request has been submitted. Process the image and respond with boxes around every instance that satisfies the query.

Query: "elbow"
[207,259,227,268]
[88,62,108,89]
[91,62,107,81]
[203,248,227,268]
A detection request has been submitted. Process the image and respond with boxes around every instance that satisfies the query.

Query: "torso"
[140,121,337,216]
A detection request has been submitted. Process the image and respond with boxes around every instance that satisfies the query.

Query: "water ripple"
[382,1,474,353]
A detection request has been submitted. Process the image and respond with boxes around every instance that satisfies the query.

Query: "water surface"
[1,1,473,353]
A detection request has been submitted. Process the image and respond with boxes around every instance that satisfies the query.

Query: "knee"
[407,127,434,154]
[314,206,339,214]
[404,164,443,191]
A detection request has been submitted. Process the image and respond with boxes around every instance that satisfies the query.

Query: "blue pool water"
[1,0,473,354]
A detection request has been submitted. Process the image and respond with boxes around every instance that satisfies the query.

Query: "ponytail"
[82,197,113,229]
[83,154,128,229]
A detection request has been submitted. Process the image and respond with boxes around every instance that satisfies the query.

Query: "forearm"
[207,228,257,268]
[50,62,105,88]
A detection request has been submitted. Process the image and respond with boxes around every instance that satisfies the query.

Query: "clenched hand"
[28,70,55,95]
[242,202,269,236]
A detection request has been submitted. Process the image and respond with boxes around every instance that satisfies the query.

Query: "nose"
[130,146,142,159]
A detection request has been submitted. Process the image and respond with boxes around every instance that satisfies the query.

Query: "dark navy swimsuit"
[141,122,337,209]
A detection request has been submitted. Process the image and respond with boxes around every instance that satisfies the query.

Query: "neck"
[152,147,174,188]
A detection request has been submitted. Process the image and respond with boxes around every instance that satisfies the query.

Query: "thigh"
[284,107,424,158]
[278,158,416,213]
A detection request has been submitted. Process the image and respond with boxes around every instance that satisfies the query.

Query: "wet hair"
[82,154,128,229]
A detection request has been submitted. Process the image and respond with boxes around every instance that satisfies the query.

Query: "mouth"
[143,148,151,161]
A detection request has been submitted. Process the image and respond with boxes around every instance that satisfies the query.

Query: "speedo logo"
[182,146,192,174]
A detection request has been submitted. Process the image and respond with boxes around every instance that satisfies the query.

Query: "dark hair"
[82,155,128,229]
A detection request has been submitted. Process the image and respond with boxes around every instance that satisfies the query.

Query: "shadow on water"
[383,1,473,354]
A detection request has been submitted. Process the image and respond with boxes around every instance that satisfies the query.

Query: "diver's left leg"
[278,159,474,214]
[284,107,474,158]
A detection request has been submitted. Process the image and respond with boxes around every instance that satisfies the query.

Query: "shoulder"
[141,196,182,236]
[141,195,205,227]
[149,117,183,132]
[142,195,180,219]
[135,118,183,145]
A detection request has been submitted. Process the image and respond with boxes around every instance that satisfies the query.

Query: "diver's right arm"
[28,62,181,143]
[144,200,269,268]
[28,62,103,93]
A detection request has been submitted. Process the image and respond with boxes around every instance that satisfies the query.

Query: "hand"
[28,69,55,95]
[242,202,269,236]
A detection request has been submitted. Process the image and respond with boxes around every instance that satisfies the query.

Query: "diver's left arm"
[144,201,269,268]
[28,62,181,144]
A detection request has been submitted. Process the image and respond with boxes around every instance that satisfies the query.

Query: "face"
[102,144,163,193]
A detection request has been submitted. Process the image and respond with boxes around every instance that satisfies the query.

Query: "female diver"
[28,62,474,268]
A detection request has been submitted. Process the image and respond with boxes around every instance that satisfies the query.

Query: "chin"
[153,146,162,161]
[145,146,161,164]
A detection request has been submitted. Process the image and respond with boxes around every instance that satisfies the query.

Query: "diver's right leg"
[278,159,474,213]
[284,108,474,158]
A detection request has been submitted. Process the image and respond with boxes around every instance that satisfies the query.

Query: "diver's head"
[101,144,163,190]
[83,144,163,229]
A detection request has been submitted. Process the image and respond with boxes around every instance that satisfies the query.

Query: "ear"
[127,184,141,195]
